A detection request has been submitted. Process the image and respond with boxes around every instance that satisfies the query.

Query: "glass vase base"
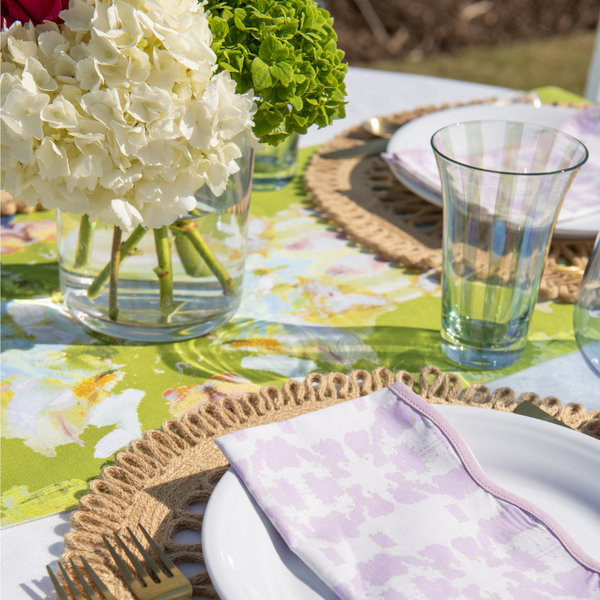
[441,340,523,370]
[60,269,242,343]
[68,305,239,343]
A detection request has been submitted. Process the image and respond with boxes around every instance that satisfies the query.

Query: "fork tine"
[70,559,103,600]
[125,527,165,580]
[57,561,85,599]
[79,556,119,600]
[138,523,179,573]
[46,565,70,600]
[113,532,155,586]
[102,535,140,593]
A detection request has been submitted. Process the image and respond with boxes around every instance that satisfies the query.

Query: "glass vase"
[252,132,299,191]
[56,147,254,343]
[432,120,588,369]
[574,232,600,375]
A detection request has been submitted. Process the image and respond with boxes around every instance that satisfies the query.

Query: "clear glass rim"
[430,119,589,176]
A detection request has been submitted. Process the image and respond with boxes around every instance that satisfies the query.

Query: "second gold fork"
[103,523,192,600]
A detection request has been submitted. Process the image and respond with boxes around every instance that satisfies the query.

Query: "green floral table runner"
[1,143,578,527]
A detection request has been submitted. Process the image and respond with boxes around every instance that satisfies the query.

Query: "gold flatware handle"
[322,138,389,159]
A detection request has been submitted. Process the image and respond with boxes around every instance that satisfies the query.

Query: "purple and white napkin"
[382,103,600,225]
[216,382,600,599]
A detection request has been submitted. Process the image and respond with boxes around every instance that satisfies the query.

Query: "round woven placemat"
[304,101,594,304]
[58,366,599,599]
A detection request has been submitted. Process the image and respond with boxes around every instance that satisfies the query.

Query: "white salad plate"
[385,103,600,239]
[202,405,600,600]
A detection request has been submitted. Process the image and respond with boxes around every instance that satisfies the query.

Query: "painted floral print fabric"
[0,148,579,526]
[216,383,600,599]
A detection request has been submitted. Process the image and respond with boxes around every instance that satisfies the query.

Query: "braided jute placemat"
[304,101,594,304]
[58,366,599,599]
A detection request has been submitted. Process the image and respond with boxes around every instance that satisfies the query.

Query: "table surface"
[2,67,599,600]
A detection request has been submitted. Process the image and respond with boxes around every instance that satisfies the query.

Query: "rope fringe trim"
[58,366,600,599]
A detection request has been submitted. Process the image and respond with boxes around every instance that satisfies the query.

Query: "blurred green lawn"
[359,32,596,95]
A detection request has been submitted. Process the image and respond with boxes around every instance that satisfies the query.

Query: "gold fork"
[46,556,117,600]
[102,523,193,600]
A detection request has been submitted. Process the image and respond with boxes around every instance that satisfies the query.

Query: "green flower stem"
[171,220,237,296]
[73,214,94,269]
[108,227,122,322]
[87,225,147,300]
[173,229,210,277]
[153,226,174,315]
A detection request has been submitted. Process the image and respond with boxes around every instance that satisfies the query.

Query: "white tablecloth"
[3,67,598,600]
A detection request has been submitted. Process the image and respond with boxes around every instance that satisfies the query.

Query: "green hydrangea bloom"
[206,0,348,145]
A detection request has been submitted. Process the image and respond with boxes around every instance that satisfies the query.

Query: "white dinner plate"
[202,405,600,600]
[385,103,600,239]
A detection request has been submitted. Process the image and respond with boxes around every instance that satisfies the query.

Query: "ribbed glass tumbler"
[574,232,600,376]
[432,120,588,369]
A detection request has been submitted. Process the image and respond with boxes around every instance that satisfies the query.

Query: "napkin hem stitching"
[389,381,600,575]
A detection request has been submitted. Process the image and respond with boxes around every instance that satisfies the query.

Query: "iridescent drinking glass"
[432,120,588,369]
[574,232,600,375]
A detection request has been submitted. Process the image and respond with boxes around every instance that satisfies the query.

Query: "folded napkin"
[215,382,600,599]
[382,103,600,225]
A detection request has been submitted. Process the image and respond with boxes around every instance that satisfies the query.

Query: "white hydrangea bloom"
[180,100,212,151]
[7,135,35,165]
[60,0,96,33]
[1,0,258,232]
[1,87,49,139]
[126,48,150,83]
[37,30,70,63]
[99,198,144,230]
[35,137,70,179]
[127,83,172,123]
[22,57,58,92]
[6,36,38,65]
[41,97,79,128]
[75,56,103,91]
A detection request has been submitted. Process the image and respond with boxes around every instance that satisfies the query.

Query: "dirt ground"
[326,0,600,63]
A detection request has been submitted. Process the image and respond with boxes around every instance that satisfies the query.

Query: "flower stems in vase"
[73,214,94,269]
[153,226,174,316]
[173,228,211,278]
[108,227,122,321]
[170,220,238,297]
[87,225,148,300]
[82,214,236,322]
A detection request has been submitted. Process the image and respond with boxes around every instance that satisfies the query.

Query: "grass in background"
[359,32,596,95]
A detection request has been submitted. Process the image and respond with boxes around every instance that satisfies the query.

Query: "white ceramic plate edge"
[203,406,600,600]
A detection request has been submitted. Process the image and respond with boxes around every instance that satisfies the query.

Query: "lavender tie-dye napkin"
[215,382,600,599]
